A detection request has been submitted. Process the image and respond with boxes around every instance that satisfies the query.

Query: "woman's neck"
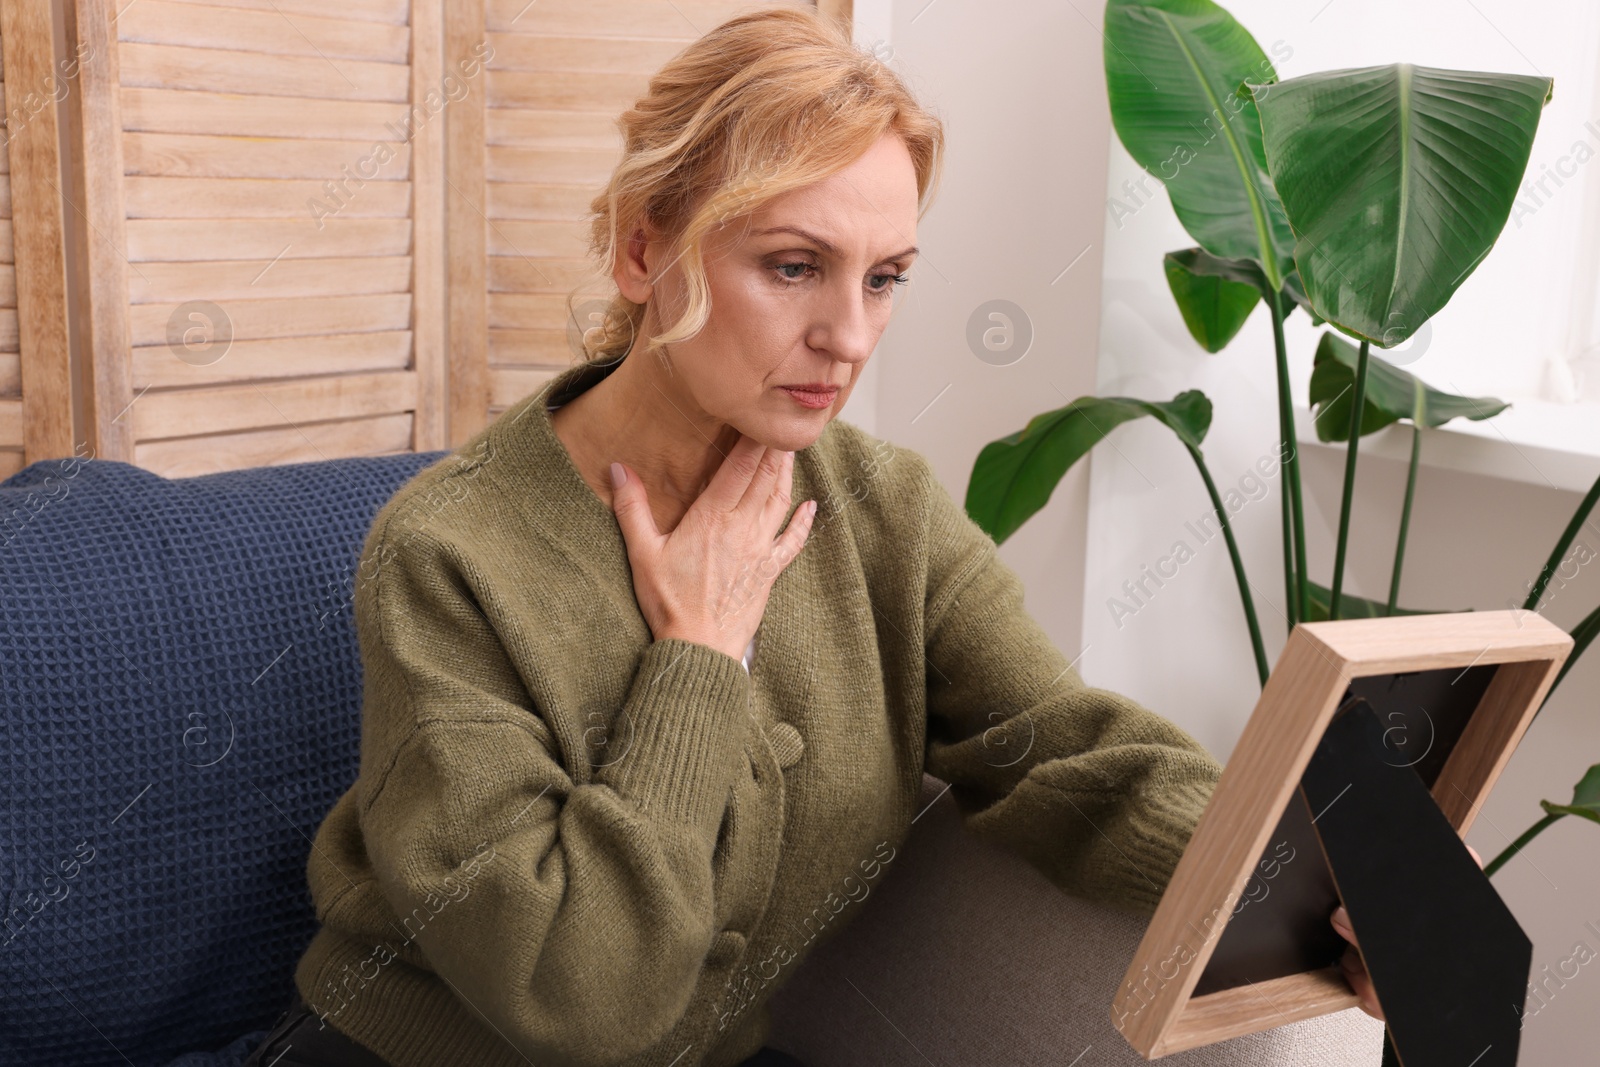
[550,351,742,534]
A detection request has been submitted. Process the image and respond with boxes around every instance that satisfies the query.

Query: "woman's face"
[620,131,921,452]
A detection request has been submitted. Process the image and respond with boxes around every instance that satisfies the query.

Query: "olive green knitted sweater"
[292,355,1225,1067]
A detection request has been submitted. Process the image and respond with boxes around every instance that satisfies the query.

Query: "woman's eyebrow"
[753,224,917,262]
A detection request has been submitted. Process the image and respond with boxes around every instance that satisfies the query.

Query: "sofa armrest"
[766,773,1384,1066]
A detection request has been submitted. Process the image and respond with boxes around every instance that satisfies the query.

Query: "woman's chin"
[742,413,831,453]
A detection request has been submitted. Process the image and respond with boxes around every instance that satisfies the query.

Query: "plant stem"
[1278,413,1298,630]
[1268,290,1306,627]
[1329,340,1371,621]
[1484,812,1563,878]
[1386,424,1421,616]
[1186,442,1270,687]
[1522,470,1600,611]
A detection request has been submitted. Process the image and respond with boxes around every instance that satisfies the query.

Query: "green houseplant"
[962,0,1600,1038]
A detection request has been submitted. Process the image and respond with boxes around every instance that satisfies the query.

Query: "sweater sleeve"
[350,521,752,1066]
[915,456,1225,918]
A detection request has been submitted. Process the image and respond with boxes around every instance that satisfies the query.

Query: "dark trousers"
[240,990,806,1066]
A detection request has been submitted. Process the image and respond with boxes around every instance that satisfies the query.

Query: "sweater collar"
[479,356,633,576]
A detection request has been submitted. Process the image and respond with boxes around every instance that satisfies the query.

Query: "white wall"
[868,0,1113,660]
[1081,1,1600,1061]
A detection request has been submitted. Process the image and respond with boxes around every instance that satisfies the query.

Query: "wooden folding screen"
[0,0,74,479]
[444,0,849,443]
[0,0,853,478]
[67,0,447,476]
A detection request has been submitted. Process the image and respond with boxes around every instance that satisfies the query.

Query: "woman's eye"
[869,272,910,293]
[775,262,813,281]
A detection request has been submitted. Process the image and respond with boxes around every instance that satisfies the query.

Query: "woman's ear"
[615,223,658,304]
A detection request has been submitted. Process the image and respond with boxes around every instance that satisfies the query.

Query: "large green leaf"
[1168,246,1324,330]
[1302,580,1456,622]
[1104,0,1296,290]
[1247,65,1552,346]
[1308,331,1510,442]
[1165,249,1260,352]
[966,391,1212,544]
[1158,247,1318,351]
[1540,764,1600,826]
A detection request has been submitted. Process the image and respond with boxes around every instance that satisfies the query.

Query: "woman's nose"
[814,286,878,364]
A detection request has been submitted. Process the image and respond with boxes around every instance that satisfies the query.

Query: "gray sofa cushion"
[766,773,1384,1065]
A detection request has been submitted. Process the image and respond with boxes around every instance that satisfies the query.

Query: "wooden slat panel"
[485,107,620,148]
[131,369,418,438]
[127,256,413,303]
[0,449,23,480]
[488,291,574,330]
[118,1,410,64]
[125,132,412,179]
[68,0,456,475]
[71,0,137,460]
[444,0,487,445]
[0,256,14,307]
[0,221,14,263]
[129,293,412,346]
[484,32,683,73]
[486,182,594,219]
[488,364,558,408]
[488,256,600,293]
[486,146,615,184]
[121,41,410,101]
[485,0,801,37]
[487,69,648,113]
[0,175,11,216]
[122,87,413,141]
[0,397,21,445]
[11,0,78,460]
[486,219,587,259]
[157,0,409,26]
[132,330,412,389]
[125,176,411,219]
[0,352,17,392]
[408,0,445,448]
[488,328,569,364]
[125,217,412,259]
[135,411,416,477]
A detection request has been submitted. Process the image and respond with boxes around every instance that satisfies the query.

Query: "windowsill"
[1293,399,1600,494]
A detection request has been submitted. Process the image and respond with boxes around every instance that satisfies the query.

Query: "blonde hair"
[572,4,945,365]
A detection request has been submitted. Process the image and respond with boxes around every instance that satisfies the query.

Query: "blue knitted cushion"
[0,450,448,1067]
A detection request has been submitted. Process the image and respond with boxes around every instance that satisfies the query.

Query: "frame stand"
[1300,695,1532,1067]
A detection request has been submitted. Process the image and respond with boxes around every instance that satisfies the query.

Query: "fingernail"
[610,462,625,488]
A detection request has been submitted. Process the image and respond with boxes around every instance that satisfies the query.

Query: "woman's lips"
[779,386,838,410]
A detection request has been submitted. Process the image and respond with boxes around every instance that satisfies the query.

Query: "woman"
[243,8,1384,1066]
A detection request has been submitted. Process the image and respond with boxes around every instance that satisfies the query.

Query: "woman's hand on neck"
[552,350,743,535]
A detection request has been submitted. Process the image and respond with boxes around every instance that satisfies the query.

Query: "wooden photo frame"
[1112,610,1573,1061]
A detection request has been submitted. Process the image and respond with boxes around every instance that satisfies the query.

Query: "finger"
[769,498,818,573]
[1331,906,1356,947]
[758,451,796,534]
[738,446,789,516]
[699,435,769,514]
[1341,951,1384,1019]
[608,461,662,550]
[1467,844,1483,868]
